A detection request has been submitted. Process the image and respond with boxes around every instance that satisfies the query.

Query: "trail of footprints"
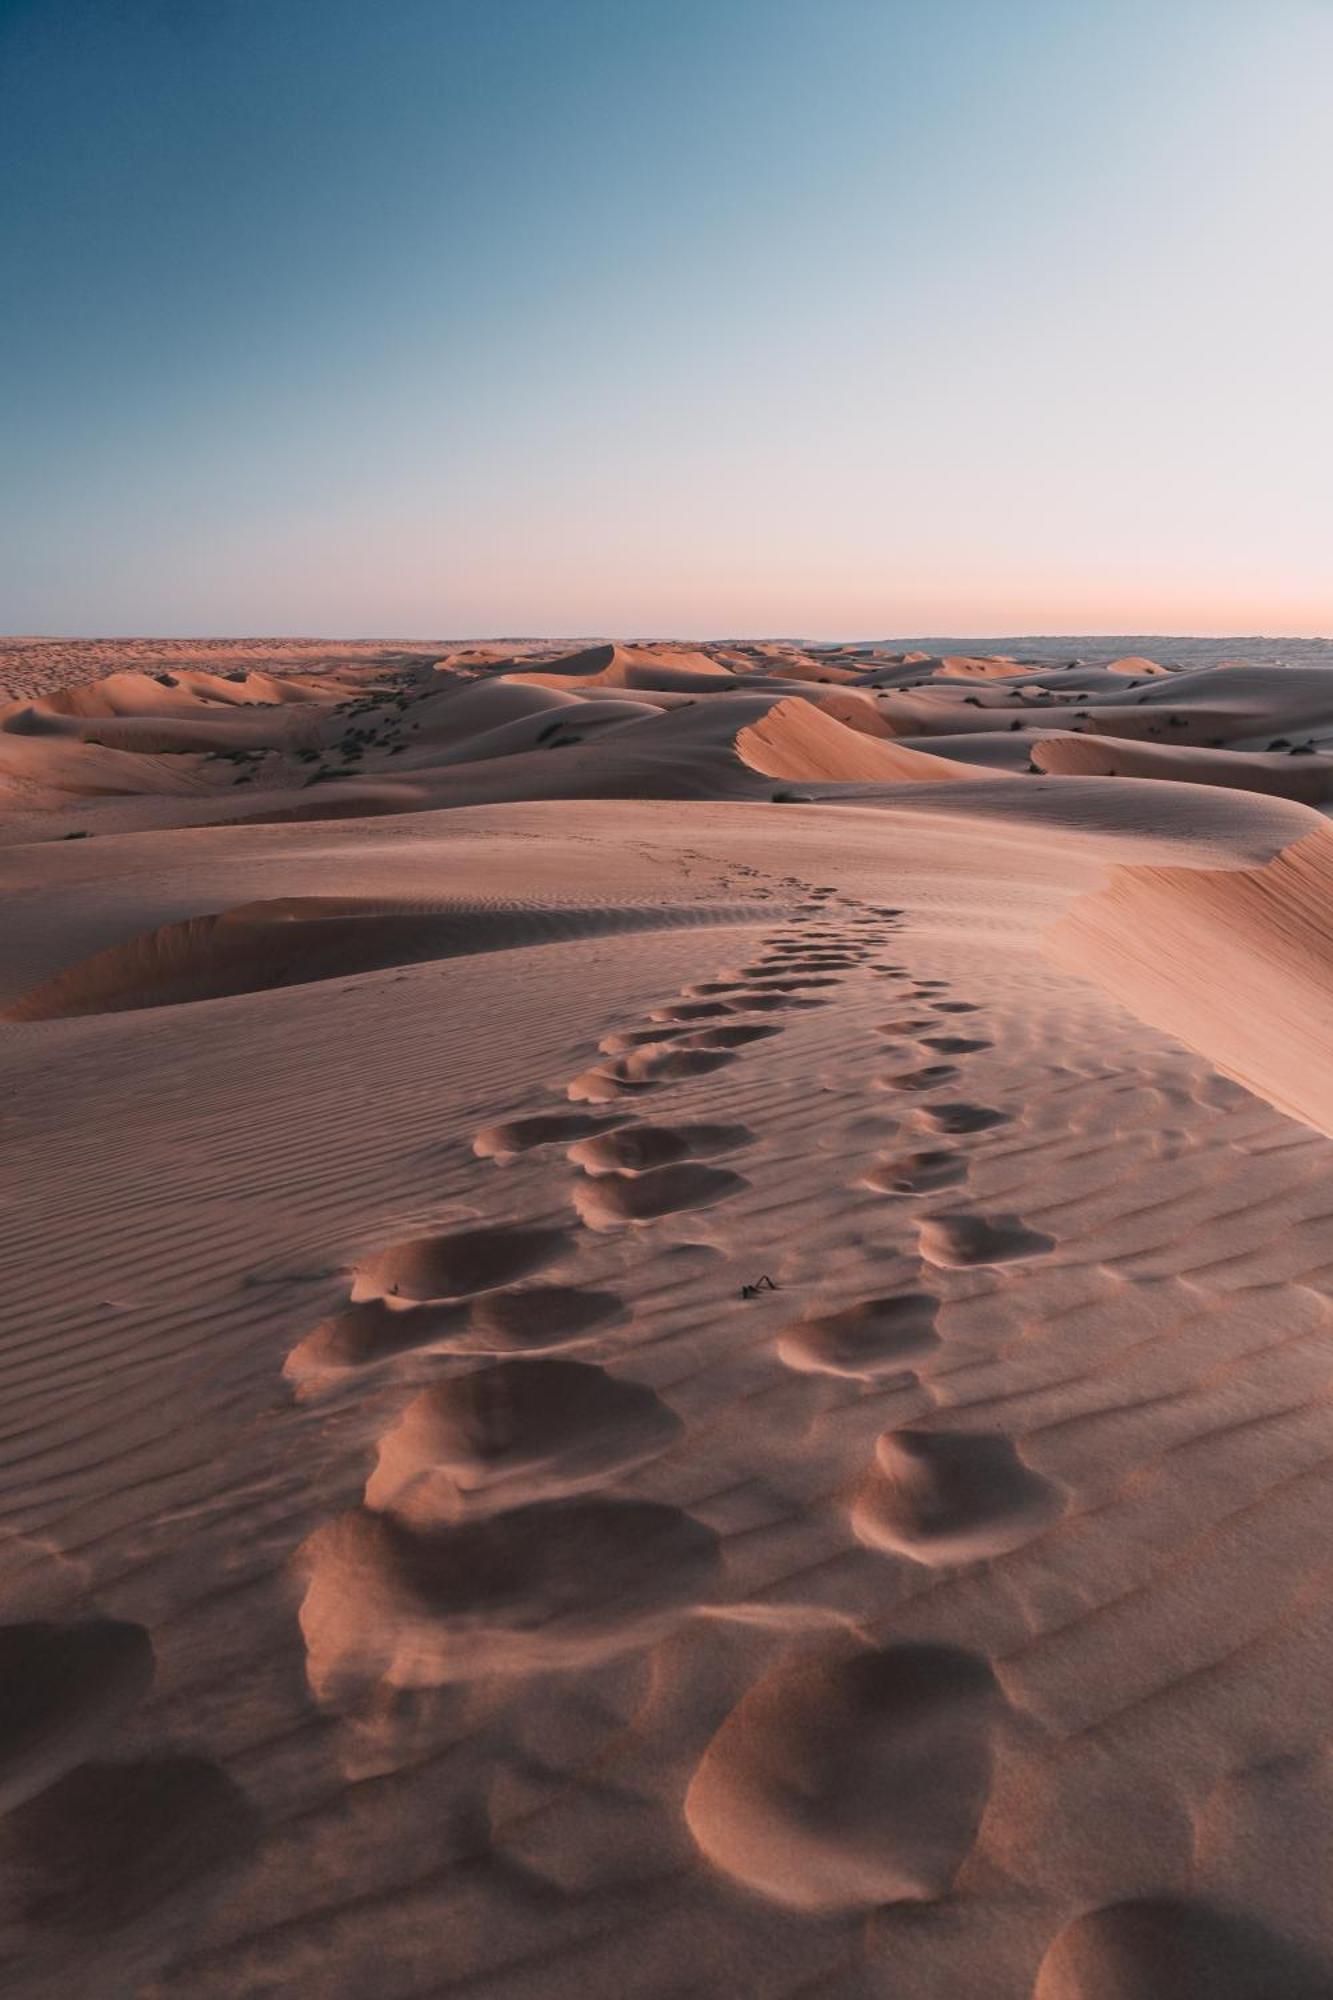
[284,888,1065,1917]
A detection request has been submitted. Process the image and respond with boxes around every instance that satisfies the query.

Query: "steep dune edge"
[1033,731,1333,805]
[734,697,995,785]
[2,895,771,1019]
[1050,822,1333,1137]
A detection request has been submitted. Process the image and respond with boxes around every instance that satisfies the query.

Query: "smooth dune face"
[4,636,1333,1993]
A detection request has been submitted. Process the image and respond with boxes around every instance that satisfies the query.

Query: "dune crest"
[1052,823,1333,1137]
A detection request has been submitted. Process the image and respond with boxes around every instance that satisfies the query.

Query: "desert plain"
[3,632,1333,1996]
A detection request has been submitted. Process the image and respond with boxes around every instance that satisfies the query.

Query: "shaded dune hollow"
[4,895,771,1018]
[684,1642,1003,1911]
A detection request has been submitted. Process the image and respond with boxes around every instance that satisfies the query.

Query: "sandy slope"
[1,639,1333,1996]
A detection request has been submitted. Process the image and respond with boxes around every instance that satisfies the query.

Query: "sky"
[1,0,1331,638]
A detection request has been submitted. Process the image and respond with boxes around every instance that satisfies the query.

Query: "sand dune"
[3,635,1333,1994]
[1034,730,1333,803]
[734,695,995,785]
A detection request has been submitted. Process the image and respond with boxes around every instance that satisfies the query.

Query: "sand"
[2,636,1332,1995]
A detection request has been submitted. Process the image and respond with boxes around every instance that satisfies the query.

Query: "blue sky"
[2,0,1330,635]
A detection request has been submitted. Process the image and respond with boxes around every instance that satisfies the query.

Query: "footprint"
[762,956,861,971]
[0,1619,155,1815]
[862,1150,966,1195]
[568,1047,735,1101]
[299,1498,720,1696]
[597,1025,692,1053]
[459,1286,625,1353]
[287,1283,625,1389]
[567,1067,656,1103]
[917,1102,1011,1134]
[778,1293,940,1379]
[473,1111,621,1161]
[920,1036,992,1055]
[285,1300,468,1387]
[933,1002,981,1015]
[878,1065,960,1093]
[683,1642,1002,1911]
[569,1122,753,1175]
[874,1018,936,1036]
[722,991,824,1014]
[353,1224,571,1303]
[1033,1897,1333,2000]
[574,1162,748,1229]
[678,1023,782,1050]
[364,1358,681,1515]
[650,1000,736,1022]
[918,1213,1054,1267]
[738,975,842,992]
[850,1429,1061,1565]
[0,1755,259,1934]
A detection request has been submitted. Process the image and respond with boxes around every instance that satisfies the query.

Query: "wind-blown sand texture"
[3,634,1333,1995]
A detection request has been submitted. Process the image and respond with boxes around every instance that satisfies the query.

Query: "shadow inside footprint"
[918,1213,1054,1267]
[862,1150,966,1195]
[851,1428,1061,1565]
[878,1065,960,1093]
[651,1000,735,1021]
[1,1755,259,1934]
[569,1046,736,1101]
[473,1111,622,1160]
[286,1299,469,1385]
[1034,1897,1333,2000]
[575,1162,748,1229]
[365,1358,681,1514]
[299,1498,720,1695]
[460,1286,625,1352]
[778,1293,940,1378]
[920,1036,992,1055]
[570,1122,753,1175]
[679,1023,782,1050]
[288,1284,625,1388]
[684,1641,1003,1911]
[354,1224,571,1303]
[917,1103,1011,1134]
[0,1620,155,1816]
